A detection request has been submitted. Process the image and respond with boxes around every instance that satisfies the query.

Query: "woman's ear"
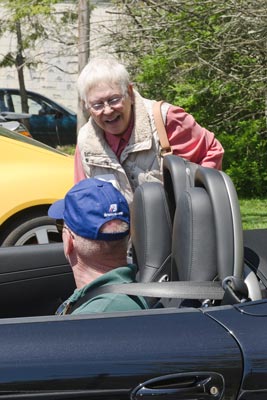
[81,99,91,118]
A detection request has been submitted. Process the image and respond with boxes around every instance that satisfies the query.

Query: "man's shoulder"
[72,292,147,315]
[71,264,147,315]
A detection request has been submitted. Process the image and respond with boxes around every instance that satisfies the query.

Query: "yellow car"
[0,126,74,246]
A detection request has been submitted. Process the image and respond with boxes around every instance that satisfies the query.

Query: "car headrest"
[163,155,198,220]
[131,182,175,282]
[172,187,217,281]
[195,167,244,280]
[172,166,244,282]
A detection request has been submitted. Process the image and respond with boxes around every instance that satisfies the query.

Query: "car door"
[25,92,77,147]
[0,244,244,398]
[0,306,244,399]
[27,94,77,147]
[7,91,58,146]
[0,244,75,317]
[205,300,267,399]
[26,94,59,146]
[53,106,77,146]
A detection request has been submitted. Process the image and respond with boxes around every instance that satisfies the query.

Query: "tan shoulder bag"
[152,100,173,156]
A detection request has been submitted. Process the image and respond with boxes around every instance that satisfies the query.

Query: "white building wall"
[0,1,117,111]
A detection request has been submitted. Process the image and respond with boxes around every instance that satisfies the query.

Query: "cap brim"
[48,199,65,219]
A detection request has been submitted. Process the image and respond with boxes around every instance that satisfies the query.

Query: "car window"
[11,93,23,113]
[28,97,44,114]
[0,93,8,112]
[12,94,49,115]
[10,93,55,116]
[30,97,58,115]
[0,92,13,112]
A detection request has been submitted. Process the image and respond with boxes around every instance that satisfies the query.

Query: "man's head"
[48,178,130,241]
[77,57,134,136]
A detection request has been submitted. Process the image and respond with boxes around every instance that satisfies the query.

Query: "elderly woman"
[74,57,224,204]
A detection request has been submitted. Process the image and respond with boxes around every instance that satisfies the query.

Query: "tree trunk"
[16,22,28,114]
[15,21,30,130]
[77,0,90,134]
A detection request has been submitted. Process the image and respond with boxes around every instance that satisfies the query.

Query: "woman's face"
[86,83,134,136]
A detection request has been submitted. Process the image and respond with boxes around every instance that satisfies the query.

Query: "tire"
[0,213,62,246]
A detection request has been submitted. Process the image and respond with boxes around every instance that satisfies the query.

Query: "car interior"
[131,156,264,305]
[0,155,266,319]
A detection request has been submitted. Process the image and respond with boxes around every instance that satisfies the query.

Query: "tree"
[110,0,267,196]
[77,0,90,131]
[0,0,78,114]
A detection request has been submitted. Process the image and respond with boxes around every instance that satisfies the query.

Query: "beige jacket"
[77,90,169,204]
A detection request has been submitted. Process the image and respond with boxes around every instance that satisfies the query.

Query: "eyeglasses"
[56,220,75,239]
[56,219,64,235]
[88,95,124,113]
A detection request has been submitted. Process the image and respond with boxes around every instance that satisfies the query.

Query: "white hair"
[77,57,131,106]
[71,220,129,259]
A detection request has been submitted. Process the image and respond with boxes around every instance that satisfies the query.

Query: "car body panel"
[0,88,77,146]
[0,127,73,239]
[205,301,267,399]
[0,128,74,224]
[0,243,245,397]
[0,307,243,398]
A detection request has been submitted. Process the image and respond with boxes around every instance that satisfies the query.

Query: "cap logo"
[109,203,118,213]
[104,203,124,217]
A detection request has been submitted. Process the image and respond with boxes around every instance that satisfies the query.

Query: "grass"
[240,199,267,230]
[57,145,76,156]
[59,146,267,230]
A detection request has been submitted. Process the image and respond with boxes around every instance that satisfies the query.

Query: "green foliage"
[0,52,15,68]
[112,0,267,197]
[1,0,58,20]
[220,119,267,197]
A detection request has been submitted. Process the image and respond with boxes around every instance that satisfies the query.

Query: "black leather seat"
[172,166,244,283]
[131,156,198,284]
[171,166,263,303]
[172,186,217,282]
[131,156,261,306]
[131,182,174,283]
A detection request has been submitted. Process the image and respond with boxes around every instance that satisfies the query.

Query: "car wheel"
[0,213,62,246]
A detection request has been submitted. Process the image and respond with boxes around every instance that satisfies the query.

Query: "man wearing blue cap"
[48,178,148,315]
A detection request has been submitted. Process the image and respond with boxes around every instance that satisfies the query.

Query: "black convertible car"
[0,156,266,399]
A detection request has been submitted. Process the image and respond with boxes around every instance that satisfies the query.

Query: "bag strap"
[68,281,224,314]
[153,100,173,156]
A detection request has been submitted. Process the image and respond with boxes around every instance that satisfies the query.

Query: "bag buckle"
[160,147,173,157]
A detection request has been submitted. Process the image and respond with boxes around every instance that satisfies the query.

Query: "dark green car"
[0,88,77,147]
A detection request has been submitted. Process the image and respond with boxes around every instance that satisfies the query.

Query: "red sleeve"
[74,145,86,183]
[165,105,224,170]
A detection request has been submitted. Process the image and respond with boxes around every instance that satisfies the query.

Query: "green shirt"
[57,264,148,315]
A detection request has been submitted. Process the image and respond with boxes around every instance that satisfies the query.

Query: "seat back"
[132,159,261,304]
[195,167,244,280]
[172,166,263,301]
[172,166,244,282]
[131,182,175,283]
[131,156,198,284]
[172,187,217,282]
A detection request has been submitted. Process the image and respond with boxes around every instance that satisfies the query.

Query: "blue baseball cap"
[48,178,130,241]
